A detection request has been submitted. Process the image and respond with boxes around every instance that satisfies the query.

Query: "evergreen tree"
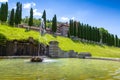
[73,21,77,37]
[9,9,14,26]
[15,2,22,25]
[5,2,8,21]
[0,7,1,21]
[19,3,22,24]
[69,20,71,36]
[0,2,8,22]
[69,20,74,36]
[115,35,118,47]
[119,39,120,47]
[52,14,57,33]
[77,22,80,38]
[28,8,33,26]
[42,10,46,29]
[81,23,84,39]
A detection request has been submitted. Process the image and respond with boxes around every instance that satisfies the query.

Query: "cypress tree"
[77,22,80,38]
[73,21,77,37]
[19,3,22,24]
[89,26,92,41]
[0,3,8,22]
[119,39,120,47]
[115,35,118,47]
[0,7,1,21]
[86,24,89,41]
[9,9,14,26]
[79,22,82,39]
[71,20,74,36]
[42,10,46,29]
[28,8,33,26]
[69,20,74,36]
[81,23,84,39]
[52,14,57,33]
[5,2,8,22]
[15,2,22,25]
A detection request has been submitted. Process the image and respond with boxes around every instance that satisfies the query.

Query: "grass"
[0,25,120,58]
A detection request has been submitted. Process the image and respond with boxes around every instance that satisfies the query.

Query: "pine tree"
[28,8,33,26]
[42,10,46,29]
[9,9,14,26]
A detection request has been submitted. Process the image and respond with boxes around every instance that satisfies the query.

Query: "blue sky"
[0,0,120,37]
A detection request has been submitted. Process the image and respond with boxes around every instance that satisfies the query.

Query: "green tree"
[19,3,22,24]
[69,20,74,36]
[115,35,118,47]
[73,21,77,37]
[52,14,57,33]
[9,9,14,26]
[42,10,46,29]
[77,22,80,38]
[15,2,22,25]
[28,8,33,26]
[0,2,8,22]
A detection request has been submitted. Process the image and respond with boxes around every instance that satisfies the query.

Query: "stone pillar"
[49,41,59,58]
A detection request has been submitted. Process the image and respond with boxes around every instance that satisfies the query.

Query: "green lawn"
[0,25,120,58]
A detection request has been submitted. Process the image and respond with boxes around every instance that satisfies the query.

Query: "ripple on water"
[113,76,120,79]
[43,58,57,63]
[110,68,120,76]
[85,79,93,80]
[24,58,57,63]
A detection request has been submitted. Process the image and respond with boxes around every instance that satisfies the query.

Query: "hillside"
[0,25,120,58]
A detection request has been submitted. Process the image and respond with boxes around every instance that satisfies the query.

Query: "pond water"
[0,58,120,80]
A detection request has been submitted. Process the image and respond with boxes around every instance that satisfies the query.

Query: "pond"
[0,58,120,80]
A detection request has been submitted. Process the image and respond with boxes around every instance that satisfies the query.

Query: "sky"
[0,0,120,37]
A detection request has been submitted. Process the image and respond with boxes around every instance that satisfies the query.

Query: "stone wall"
[0,38,47,56]
[49,41,59,58]
[49,41,92,58]
[49,41,77,58]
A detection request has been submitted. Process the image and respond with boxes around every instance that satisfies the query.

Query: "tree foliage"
[42,10,46,29]
[0,2,8,22]
[52,14,57,33]
[9,8,14,26]
[15,2,22,25]
[28,8,33,26]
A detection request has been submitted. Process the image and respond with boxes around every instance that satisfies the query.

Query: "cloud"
[60,17,69,22]
[0,0,8,2]
[33,9,42,17]
[13,7,16,9]
[71,17,75,20]
[23,2,36,9]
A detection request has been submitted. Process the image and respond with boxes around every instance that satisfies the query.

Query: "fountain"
[30,18,45,62]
